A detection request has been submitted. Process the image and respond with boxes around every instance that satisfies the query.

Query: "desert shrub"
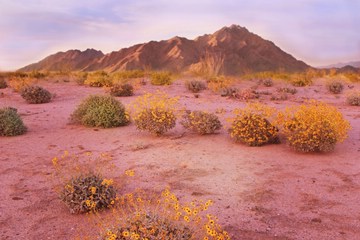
[74,72,88,85]
[185,80,206,93]
[110,83,134,97]
[130,92,179,135]
[150,71,172,85]
[20,85,52,104]
[84,71,112,87]
[281,100,351,152]
[207,75,233,93]
[8,76,34,92]
[326,80,344,94]
[61,173,116,214]
[271,93,288,101]
[0,107,27,136]
[220,86,238,97]
[290,74,312,87]
[181,110,222,135]
[101,189,230,240]
[262,78,273,87]
[70,95,129,128]
[0,78,7,89]
[346,91,360,106]
[229,103,279,146]
[277,87,297,95]
[236,88,259,100]
[111,70,145,81]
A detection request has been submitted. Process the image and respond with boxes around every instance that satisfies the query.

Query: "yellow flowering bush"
[130,92,179,135]
[281,100,351,152]
[228,103,279,146]
[181,110,222,135]
[52,152,118,214]
[101,188,230,240]
[61,174,116,214]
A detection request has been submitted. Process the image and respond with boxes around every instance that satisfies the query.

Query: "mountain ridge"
[19,25,309,75]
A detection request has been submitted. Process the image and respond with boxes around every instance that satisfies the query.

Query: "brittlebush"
[130,92,179,135]
[102,189,230,240]
[229,103,279,146]
[281,100,350,152]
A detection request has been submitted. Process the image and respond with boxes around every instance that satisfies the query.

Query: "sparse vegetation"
[326,79,344,94]
[150,71,172,85]
[262,78,273,87]
[0,78,7,89]
[181,110,222,135]
[229,103,279,146]
[20,85,52,104]
[185,79,206,93]
[281,100,351,152]
[111,70,145,82]
[346,91,360,106]
[0,107,27,136]
[101,189,230,240]
[130,92,179,135]
[110,83,134,97]
[70,95,129,128]
[277,87,297,95]
[85,71,112,87]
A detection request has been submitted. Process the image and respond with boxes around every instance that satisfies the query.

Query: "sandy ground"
[0,78,359,240]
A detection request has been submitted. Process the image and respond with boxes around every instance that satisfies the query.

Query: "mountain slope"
[19,25,309,74]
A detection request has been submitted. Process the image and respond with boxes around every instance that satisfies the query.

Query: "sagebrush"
[0,107,27,136]
[70,95,129,128]
[20,85,52,104]
[181,110,222,135]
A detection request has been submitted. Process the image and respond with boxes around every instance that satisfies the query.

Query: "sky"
[0,0,359,71]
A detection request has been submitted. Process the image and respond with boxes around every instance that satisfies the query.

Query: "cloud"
[0,0,359,70]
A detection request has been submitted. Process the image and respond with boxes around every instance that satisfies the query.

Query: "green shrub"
[61,174,116,214]
[0,78,7,89]
[346,91,360,106]
[181,110,222,135]
[110,83,134,97]
[84,71,112,87]
[20,85,52,104]
[185,80,206,93]
[0,107,27,136]
[70,95,129,128]
[150,72,172,85]
[326,80,344,94]
[282,100,351,152]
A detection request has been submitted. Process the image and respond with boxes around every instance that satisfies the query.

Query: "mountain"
[320,61,360,69]
[19,49,104,72]
[19,25,309,75]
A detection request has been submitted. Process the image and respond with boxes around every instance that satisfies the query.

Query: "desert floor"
[1,78,359,240]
